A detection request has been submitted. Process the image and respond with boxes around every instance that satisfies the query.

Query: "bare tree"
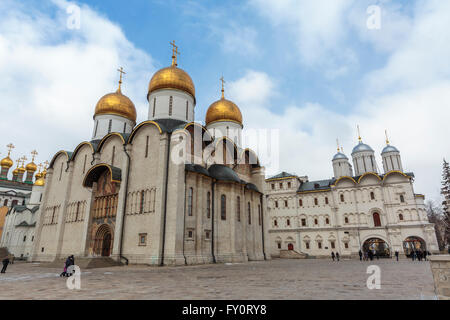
[440,159,450,250]
[426,200,445,251]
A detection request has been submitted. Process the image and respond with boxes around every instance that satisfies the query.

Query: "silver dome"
[352,141,374,154]
[332,152,348,161]
[381,145,399,154]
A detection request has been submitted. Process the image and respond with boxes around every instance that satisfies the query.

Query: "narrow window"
[277,243,281,249]
[305,242,310,249]
[140,191,145,214]
[169,96,173,116]
[331,241,335,249]
[370,192,375,200]
[288,182,291,188]
[325,197,329,205]
[205,230,210,240]
[318,242,322,249]
[373,212,381,227]
[236,196,241,222]
[274,219,278,226]
[94,120,98,137]
[287,218,290,226]
[75,202,80,221]
[275,201,278,208]
[188,188,193,216]
[271,184,274,190]
[3,199,7,206]
[153,98,156,117]
[314,198,318,206]
[108,119,112,134]
[284,200,288,207]
[344,217,349,224]
[221,195,226,220]
[83,154,87,174]
[301,218,306,226]
[258,205,261,226]
[139,234,147,246]
[123,122,127,133]
[340,194,344,202]
[247,202,251,225]
[23,235,26,242]
[326,218,330,224]
[188,230,193,238]
[51,207,56,224]
[314,218,318,225]
[299,199,303,206]
[399,214,404,221]
[279,183,283,189]
[400,195,405,203]
[344,242,349,249]
[145,136,149,158]
[111,146,115,166]
[59,162,63,181]
[206,192,211,218]
[186,101,189,120]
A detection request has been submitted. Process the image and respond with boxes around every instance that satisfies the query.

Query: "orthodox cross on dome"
[20,156,27,167]
[37,163,43,173]
[170,40,180,66]
[357,125,362,142]
[30,150,38,162]
[6,143,14,157]
[336,138,341,153]
[385,129,390,145]
[220,76,226,99]
[43,160,49,169]
[117,67,126,92]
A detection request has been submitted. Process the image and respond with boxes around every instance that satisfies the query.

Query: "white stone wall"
[352,151,378,175]
[333,159,353,178]
[382,151,403,172]
[206,121,242,147]
[92,114,135,141]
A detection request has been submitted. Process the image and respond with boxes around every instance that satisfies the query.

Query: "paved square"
[0,258,436,300]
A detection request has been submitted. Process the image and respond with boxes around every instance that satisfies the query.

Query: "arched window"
[3,199,8,206]
[206,192,211,218]
[299,199,303,206]
[188,188,193,216]
[284,200,288,207]
[288,182,291,188]
[287,219,290,226]
[275,201,278,208]
[325,218,330,224]
[314,218,318,225]
[314,198,318,205]
[236,196,241,222]
[340,194,345,202]
[247,202,251,225]
[399,213,404,221]
[373,212,381,227]
[344,217,349,224]
[370,192,375,200]
[274,219,278,226]
[400,195,405,203]
[221,195,226,220]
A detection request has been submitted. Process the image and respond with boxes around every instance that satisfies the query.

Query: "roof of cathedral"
[381,145,400,154]
[15,221,36,228]
[266,172,297,181]
[332,152,348,160]
[352,141,374,154]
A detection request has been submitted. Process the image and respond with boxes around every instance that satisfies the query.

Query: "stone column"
[429,255,450,300]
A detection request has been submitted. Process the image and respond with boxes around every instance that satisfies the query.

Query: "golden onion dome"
[34,177,45,186]
[18,166,26,174]
[1,156,13,168]
[35,171,43,180]
[205,97,243,126]
[148,65,195,100]
[12,167,19,175]
[94,88,137,122]
[26,161,37,172]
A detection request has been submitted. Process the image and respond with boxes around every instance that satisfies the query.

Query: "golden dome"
[26,162,37,172]
[34,177,45,186]
[148,66,195,100]
[18,166,26,174]
[12,167,19,175]
[205,97,243,126]
[35,171,43,180]
[94,88,137,122]
[1,156,13,168]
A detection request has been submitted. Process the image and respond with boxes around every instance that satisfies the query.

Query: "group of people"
[407,250,431,261]
[59,255,75,277]
[358,250,381,261]
[330,252,340,261]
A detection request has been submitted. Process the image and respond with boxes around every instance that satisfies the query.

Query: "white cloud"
[0,0,155,168]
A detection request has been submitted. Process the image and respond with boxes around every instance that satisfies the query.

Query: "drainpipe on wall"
[182,170,187,265]
[118,144,130,266]
[160,133,172,266]
[211,180,216,263]
[260,193,266,260]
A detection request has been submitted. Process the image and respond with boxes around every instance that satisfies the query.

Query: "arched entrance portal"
[94,224,113,257]
[288,243,294,251]
[403,236,426,257]
[363,238,390,257]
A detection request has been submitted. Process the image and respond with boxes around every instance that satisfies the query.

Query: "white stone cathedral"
[266,134,440,258]
[31,44,268,266]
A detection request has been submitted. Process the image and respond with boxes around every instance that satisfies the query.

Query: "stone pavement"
[0,258,437,300]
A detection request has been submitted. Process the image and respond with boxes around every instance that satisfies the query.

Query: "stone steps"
[279,249,308,259]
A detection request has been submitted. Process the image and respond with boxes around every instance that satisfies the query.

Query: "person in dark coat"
[368,250,374,261]
[395,251,399,261]
[331,251,335,261]
[1,256,10,273]
[359,250,363,261]
[423,250,427,261]
[336,252,340,261]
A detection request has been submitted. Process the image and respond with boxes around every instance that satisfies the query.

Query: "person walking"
[411,250,415,261]
[423,250,427,261]
[359,250,363,261]
[331,251,335,261]
[395,250,399,261]
[368,250,374,261]
[1,256,10,273]
[364,251,368,261]
[336,252,340,261]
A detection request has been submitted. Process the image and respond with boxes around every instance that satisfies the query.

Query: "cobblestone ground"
[0,258,437,300]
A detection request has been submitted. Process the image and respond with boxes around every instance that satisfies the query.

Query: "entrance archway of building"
[288,243,294,250]
[403,236,426,257]
[94,224,113,257]
[362,237,390,257]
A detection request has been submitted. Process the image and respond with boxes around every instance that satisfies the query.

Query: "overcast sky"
[0,0,449,202]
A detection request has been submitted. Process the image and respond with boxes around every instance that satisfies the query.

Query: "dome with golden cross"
[34,177,45,186]
[25,150,38,172]
[147,41,195,100]
[94,68,137,122]
[1,143,15,168]
[205,77,242,126]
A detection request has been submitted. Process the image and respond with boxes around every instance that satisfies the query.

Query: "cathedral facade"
[266,136,440,258]
[31,46,269,266]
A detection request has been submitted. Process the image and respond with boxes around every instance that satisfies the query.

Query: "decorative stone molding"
[429,255,450,300]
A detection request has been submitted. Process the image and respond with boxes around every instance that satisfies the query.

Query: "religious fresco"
[363,238,391,257]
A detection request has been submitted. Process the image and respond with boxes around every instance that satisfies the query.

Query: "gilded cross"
[20,156,27,166]
[336,138,340,153]
[6,143,14,156]
[170,40,180,66]
[117,67,126,91]
[44,160,49,169]
[385,129,390,145]
[31,150,38,162]
[220,76,226,99]
[357,125,362,142]
[38,163,43,173]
